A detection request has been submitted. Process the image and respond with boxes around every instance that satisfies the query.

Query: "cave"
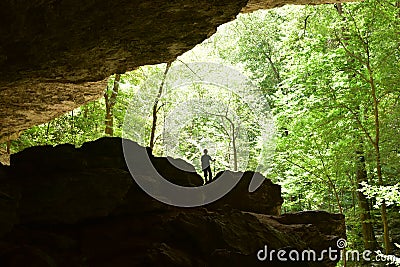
[0,0,359,266]
[0,0,352,142]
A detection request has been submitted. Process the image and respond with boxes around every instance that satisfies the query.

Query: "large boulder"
[0,137,346,266]
[8,137,279,223]
[210,171,283,215]
[0,208,344,267]
[0,166,19,238]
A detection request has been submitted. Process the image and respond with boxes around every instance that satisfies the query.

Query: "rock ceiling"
[0,0,353,143]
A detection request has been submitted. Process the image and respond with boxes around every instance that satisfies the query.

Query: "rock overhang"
[0,0,355,143]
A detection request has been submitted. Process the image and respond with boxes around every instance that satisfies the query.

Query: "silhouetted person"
[201,149,215,184]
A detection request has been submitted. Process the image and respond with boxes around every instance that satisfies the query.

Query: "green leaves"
[359,182,400,208]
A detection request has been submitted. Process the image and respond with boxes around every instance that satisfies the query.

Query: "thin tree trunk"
[46,122,51,144]
[328,191,332,213]
[326,176,343,214]
[105,74,121,136]
[368,62,391,254]
[83,105,88,118]
[46,122,50,138]
[352,189,356,217]
[265,54,281,83]
[321,175,342,214]
[317,150,343,213]
[232,132,238,171]
[376,151,391,253]
[71,110,75,144]
[356,150,378,250]
[335,3,344,16]
[225,116,238,171]
[298,193,302,211]
[6,140,11,155]
[336,1,391,251]
[149,62,171,150]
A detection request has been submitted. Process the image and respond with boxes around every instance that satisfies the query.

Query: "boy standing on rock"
[201,149,215,184]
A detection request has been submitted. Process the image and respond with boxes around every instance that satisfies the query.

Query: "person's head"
[203,149,208,155]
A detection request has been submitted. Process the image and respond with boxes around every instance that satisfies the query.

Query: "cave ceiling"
[0,0,353,143]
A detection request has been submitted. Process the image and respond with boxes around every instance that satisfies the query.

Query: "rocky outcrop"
[209,171,283,215]
[0,0,247,143]
[241,0,355,12]
[0,0,356,143]
[0,137,345,266]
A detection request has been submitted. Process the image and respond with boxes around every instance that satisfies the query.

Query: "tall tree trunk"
[265,54,281,83]
[352,189,356,217]
[376,153,391,254]
[6,140,11,155]
[327,192,331,212]
[232,132,238,171]
[224,115,237,171]
[336,1,391,252]
[335,3,344,16]
[368,63,391,254]
[150,62,171,150]
[104,74,121,136]
[356,150,378,250]
[71,110,75,144]
[317,150,343,213]
[83,105,89,118]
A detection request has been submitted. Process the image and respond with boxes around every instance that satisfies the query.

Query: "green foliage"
[212,0,400,252]
[359,182,400,208]
[11,72,141,152]
[375,249,400,266]
[12,100,105,151]
[125,72,263,173]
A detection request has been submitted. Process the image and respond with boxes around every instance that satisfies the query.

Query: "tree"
[160,82,261,173]
[216,1,400,252]
[149,62,171,150]
[331,0,400,253]
[104,73,121,136]
[273,0,400,252]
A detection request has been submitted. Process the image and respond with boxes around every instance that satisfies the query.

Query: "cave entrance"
[2,2,400,255]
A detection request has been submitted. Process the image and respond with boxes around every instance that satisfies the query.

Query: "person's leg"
[207,166,212,182]
[203,168,208,183]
